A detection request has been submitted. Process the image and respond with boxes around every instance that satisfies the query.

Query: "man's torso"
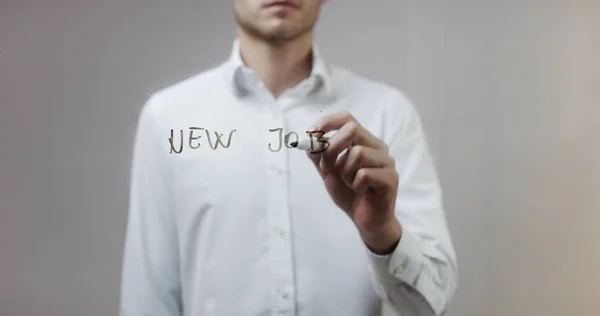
[149,62,407,316]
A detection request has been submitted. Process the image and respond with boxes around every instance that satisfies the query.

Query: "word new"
[168,127,329,154]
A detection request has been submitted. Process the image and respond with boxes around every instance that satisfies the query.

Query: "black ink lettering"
[314,136,330,154]
[305,130,329,154]
[205,129,236,150]
[189,127,204,149]
[305,130,319,150]
[284,131,299,149]
[268,128,283,152]
[169,129,184,154]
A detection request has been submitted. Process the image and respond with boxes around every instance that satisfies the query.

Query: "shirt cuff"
[365,228,424,286]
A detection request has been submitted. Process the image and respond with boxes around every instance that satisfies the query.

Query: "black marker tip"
[289,141,298,147]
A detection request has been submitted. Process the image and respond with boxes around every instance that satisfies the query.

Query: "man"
[120,0,457,315]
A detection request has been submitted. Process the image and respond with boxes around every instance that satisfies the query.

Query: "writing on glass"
[168,127,330,154]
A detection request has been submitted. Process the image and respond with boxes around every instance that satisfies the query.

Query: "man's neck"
[237,31,314,98]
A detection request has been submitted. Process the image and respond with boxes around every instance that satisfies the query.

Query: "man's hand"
[306,112,403,255]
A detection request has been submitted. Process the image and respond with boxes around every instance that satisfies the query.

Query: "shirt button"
[274,226,286,237]
[270,165,285,175]
[279,286,292,299]
[393,264,405,274]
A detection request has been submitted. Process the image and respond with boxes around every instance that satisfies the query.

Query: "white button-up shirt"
[120,39,457,316]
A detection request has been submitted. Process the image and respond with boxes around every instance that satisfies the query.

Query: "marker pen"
[289,136,330,151]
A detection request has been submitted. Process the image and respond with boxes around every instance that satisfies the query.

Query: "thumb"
[305,150,326,178]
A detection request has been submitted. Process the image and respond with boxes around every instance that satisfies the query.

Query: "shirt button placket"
[266,102,296,315]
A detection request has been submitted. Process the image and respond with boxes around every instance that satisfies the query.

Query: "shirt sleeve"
[119,95,182,316]
[365,91,458,315]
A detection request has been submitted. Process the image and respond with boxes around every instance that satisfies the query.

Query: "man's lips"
[263,0,299,9]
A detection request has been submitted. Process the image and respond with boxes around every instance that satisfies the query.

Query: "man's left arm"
[364,93,457,315]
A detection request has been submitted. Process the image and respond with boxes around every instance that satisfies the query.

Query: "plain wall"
[1,1,599,315]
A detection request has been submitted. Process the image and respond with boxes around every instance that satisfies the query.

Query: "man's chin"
[239,19,311,43]
[257,28,299,42]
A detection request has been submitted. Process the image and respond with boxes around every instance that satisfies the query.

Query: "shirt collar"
[223,38,334,98]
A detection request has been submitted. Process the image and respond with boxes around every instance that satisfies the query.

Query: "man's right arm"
[120,96,182,316]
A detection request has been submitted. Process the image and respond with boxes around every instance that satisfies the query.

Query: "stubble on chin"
[233,10,315,44]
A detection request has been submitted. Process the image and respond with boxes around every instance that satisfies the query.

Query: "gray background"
[1,0,599,315]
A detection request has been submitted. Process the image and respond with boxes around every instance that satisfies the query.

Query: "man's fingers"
[352,168,398,196]
[311,112,387,171]
[311,112,383,148]
[339,146,395,187]
[321,121,386,169]
[333,148,349,170]
[307,111,394,190]
[306,150,325,178]
[310,111,356,133]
